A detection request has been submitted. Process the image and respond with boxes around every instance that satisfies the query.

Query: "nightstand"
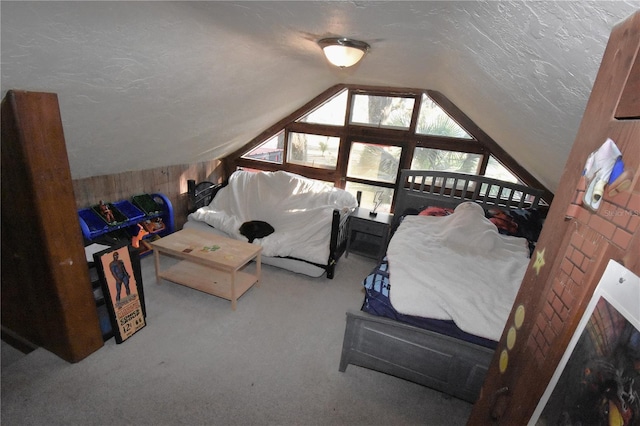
[346,208,393,261]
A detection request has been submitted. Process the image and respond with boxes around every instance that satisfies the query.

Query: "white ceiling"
[2,1,639,191]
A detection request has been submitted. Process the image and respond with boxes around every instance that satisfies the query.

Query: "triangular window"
[416,94,472,139]
[485,155,522,184]
[241,131,284,164]
[296,90,348,126]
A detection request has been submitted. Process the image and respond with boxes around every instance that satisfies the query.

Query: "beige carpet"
[1,253,472,425]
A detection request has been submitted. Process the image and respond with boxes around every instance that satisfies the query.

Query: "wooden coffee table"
[151,229,261,310]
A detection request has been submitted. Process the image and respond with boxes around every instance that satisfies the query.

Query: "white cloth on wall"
[582,138,622,211]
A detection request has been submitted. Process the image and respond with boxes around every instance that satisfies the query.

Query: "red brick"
[565,203,582,219]
[532,328,544,348]
[581,238,599,258]
[601,201,615,213]
[611,207,631,228]
[571,266,585,285]
[577,206,592,224]
[552,282,563,303]
[589,214,616,239]
[570,249,584,267]
[527,334,537,352]
[536,313,548,331]
[561,257,573,275]
[627,192,640,212]
[569,277,584,292]
[612,227,633,250]
[543,300,554,320]
[558,304,571,321]
[551,312,564,334]
[562,289,576,309]
[552,294,564,314]
[609,189,632,207]
[584,226,602,243]
[553,274,564,288]
[570,232,584,251]
[572,190,582,204]
[628,213,640,232]
[543,323,556,343]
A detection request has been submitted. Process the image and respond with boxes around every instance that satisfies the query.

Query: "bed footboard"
[339,310,493,403]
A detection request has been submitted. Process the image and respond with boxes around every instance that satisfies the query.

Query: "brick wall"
[530,179,639,367]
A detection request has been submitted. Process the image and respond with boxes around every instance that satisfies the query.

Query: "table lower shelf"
[158,260,258,304]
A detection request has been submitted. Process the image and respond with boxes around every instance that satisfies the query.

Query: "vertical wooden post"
[1,90,103,362]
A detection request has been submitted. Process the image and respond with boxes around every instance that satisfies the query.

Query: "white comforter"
[387,202,530,341]
[189,170,358,265]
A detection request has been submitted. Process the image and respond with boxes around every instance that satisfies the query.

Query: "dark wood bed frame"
[186,178,351,279]
[339,170,545,403]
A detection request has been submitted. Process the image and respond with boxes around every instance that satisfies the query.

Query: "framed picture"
[529,260,640,425]
[93,243,146,344]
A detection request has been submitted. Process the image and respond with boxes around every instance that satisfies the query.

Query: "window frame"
[228,84,553,207]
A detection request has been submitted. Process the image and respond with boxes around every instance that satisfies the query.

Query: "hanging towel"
[582,138,622,211]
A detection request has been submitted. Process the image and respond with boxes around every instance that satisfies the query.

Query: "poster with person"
[94,244,146,343]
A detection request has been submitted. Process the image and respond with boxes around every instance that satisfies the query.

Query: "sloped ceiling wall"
[2,1,638,191]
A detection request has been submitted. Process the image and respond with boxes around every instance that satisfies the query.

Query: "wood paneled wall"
[72,159,224,230]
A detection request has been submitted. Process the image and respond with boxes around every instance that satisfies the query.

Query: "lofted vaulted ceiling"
[2,1,639,191]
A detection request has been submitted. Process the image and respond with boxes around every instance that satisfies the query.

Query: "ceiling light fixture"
[318,37,370,68]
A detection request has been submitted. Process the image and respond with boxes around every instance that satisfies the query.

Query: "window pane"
[411,147,480,174]
[347,142,401,183]
[241,131,284,164]
[286,132,339,169]
[296,90,348,126]
[416,94,472,139]
[350,94,414,130]
[345,182,393,214]
[485,155,521,184]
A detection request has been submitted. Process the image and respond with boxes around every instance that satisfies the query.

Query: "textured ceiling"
[2,1,639,191]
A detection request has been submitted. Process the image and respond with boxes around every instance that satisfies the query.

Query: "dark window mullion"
[335,136,351,188]
[408,93,421,134]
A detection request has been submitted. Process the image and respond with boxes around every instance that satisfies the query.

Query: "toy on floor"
[131,224,149,249]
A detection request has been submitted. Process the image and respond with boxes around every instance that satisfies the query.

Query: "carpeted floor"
[1,253,472,426]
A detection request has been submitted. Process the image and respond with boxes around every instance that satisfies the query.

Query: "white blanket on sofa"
[189,171,358,265]
[387,202,530,341]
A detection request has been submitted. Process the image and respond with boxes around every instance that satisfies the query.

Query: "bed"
[184,170,357,279]
[338,169,547,403]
